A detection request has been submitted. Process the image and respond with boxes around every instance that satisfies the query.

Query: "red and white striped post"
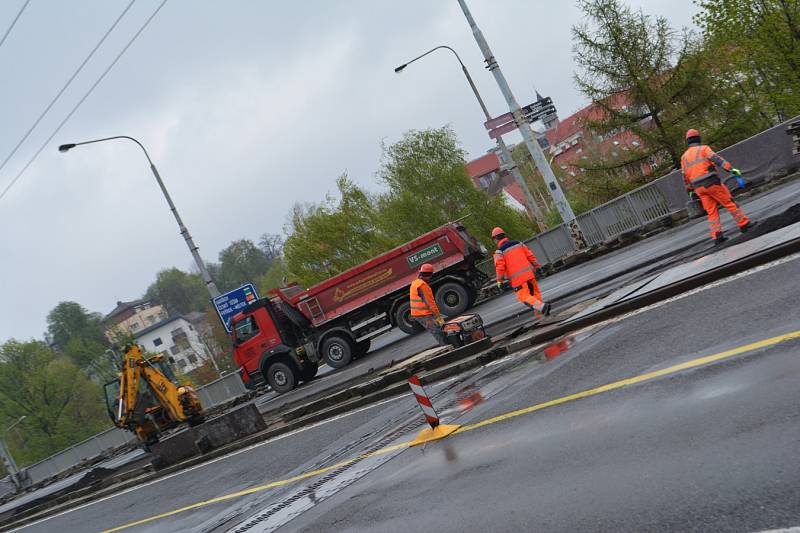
[408,374,440,428]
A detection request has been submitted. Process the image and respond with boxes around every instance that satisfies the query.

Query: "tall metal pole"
[0,416,26,490]
[456,0,585,245]
[59,136,220,298]
[395,46,546,228]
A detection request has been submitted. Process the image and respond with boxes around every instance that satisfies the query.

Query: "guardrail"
[15,115,799,490]
[525,115,799,264]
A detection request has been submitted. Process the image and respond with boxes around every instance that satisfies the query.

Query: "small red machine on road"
[230,222,488,394]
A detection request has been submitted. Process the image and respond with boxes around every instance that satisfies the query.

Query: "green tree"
[216,239,272,292]
[46,302,106,350]
[145,268,209,316]
[0,340,110,465]
[572,0,761,171]
[284,175,396,286]
[377,127,533,249]
[258,233,284,262]
[46,301,112,378]
[258,256,289,293]
[695,0,800,121]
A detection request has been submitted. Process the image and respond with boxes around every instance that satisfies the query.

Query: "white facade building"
[134,316,210,373]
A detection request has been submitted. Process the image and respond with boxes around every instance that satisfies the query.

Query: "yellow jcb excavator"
[103,343,204,446]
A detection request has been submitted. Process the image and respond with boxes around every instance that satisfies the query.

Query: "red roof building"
[466,152,529,213]
[466,93,661,210]
[543,94,661,186]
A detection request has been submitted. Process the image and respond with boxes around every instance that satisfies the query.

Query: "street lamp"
[394,46,547,229]
[58,136,220,299]
[0,416,26,490]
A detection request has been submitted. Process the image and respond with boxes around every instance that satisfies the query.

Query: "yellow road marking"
[102,330,800,532]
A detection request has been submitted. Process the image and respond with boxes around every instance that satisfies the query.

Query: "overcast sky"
[0,0,698,342]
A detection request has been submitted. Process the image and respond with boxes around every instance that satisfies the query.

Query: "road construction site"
[1,169,799,532]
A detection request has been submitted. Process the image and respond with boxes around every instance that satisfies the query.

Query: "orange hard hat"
[686,128,701,140]
[419,263,435,274]
[491,227,505,238]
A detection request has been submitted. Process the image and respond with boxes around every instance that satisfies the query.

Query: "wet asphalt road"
[16,226,800,532]
[252,179,800,412]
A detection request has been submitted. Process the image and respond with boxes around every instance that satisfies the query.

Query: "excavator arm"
[104,343,204,444]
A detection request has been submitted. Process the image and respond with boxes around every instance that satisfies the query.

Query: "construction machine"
[103,343,204,446]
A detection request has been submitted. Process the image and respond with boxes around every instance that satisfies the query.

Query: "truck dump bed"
[276,224,481,327]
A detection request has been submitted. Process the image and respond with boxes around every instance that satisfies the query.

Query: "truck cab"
[231,298,320,393]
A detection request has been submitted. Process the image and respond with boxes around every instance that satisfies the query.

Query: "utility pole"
[0,416,26,491]
[456,0,585,246]
[395,46,546,228]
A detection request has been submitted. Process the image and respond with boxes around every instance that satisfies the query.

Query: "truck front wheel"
[435,282,470,317]
[265,360,298,394]
[321,335,353,369]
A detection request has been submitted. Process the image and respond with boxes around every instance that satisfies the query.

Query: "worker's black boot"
[740,221,756,233]
[715,234,728,245]
[541,302,552,316]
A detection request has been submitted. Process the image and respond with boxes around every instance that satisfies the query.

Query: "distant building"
[104,298,168,341]
[543,93,661,187]
[466,90,560,214]
[466,152,529,213]
[467,92,662,200]
[133,316,211,373]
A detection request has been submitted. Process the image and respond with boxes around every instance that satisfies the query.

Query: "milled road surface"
[253,178,800,411]
[14,234,800,532]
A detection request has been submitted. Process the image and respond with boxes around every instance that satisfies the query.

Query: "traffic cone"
[408,375,460,447]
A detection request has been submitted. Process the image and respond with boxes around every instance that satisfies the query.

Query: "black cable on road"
[0,0,138,178]
[0,0,169,203]
[0,0,31,51]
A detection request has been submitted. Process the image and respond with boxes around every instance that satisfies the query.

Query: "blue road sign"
[213,283,259,333]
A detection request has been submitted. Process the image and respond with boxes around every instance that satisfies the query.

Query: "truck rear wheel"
[321,335,353,369]
[435,282,470,317]
[394,302,424,335]
[265,360,297,394]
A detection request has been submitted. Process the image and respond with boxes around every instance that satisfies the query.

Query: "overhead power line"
[0,0,169,203]
[0,0,138,177]
[0,0,31,51]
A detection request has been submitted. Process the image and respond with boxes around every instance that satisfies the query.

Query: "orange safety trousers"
[514,279,545,314]
[696,184,749,239]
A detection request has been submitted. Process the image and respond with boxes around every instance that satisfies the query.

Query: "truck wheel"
[321,335,353,369]
[299,362,319,382]
[435,282,470,317]
[265,360,297,394]
[355,339,371,358]
[394,302,424,335]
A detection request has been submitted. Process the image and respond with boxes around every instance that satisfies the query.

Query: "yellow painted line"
[101,330,800,532]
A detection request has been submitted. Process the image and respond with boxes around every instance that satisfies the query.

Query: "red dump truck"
[230,222,488,393]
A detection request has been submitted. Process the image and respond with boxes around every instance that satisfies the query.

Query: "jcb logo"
[157,383,167,393]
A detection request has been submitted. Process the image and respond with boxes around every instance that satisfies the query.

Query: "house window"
[170,345,179,355]
[177,359,187,369]
[187,353,198,364]
[153,337,163,347]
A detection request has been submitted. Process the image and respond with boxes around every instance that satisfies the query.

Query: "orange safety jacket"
[681,144,732,189]
[409,278,440,317]
[494,238,538,288]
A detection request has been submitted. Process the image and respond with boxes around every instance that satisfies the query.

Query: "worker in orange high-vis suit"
[492,227,551,317]
[409,263,447,346]
[681,129,753,244]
